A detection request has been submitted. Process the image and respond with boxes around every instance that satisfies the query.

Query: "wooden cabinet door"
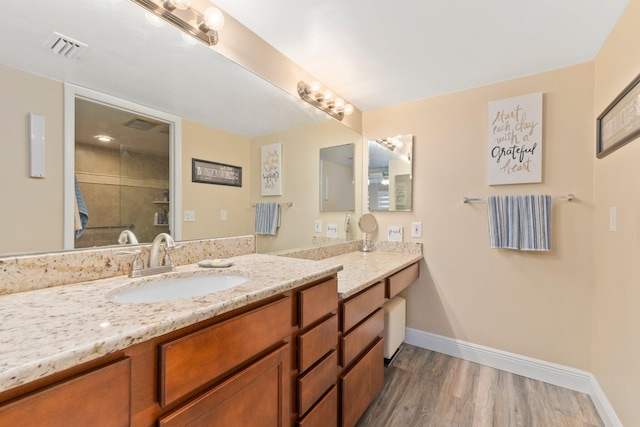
[0,358,131,427]
[158,344,290,427]
[339,338,384,427]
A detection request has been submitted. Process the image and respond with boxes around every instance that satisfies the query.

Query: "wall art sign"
[192,158,242,187]
[261,143,282,196]
[596,72,640,158]
[488,92,542,185]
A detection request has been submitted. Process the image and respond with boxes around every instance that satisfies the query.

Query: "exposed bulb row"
[307,81,354,116]
[161,0,225,32]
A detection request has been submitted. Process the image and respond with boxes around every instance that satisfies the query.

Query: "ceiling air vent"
[124,117,158,131]
[43,32,88,59]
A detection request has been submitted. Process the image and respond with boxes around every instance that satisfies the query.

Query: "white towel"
[255,202,280,235]
[518,195,552,251]
[487,196,519,249]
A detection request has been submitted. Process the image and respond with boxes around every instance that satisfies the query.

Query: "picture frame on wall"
[260,143,282,196]
[192,158,242,187]
[597,72,640,158]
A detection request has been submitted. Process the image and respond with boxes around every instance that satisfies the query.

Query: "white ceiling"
[214,0,630,111]
[0,0,327,138]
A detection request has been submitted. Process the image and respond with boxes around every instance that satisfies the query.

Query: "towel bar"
[251,202,293,207]
[463,194,574,203]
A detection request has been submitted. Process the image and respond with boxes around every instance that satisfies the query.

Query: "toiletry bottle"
[154,211,159,225]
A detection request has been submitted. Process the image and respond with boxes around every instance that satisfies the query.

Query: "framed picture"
[597,72,640,158]
[487,92,542,185]
[261,143,282,196]
[192,158,242,187]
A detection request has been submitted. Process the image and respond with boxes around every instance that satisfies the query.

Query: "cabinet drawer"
[298,314,338,373]
[297,350,337,416]
[386,262,419,298]
[0,358,130,427]
[299,277,338,329]
[159,344,290,427]
[341,282,385,333]
[296,385,337,427]
[340,338,384,427]
[159,296,291,407]
[340,308,384,368]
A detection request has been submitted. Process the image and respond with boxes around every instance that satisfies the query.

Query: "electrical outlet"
[184,210,196,222]
[314,219,322,233]
[411,222,422,238]
[220,210,227,221]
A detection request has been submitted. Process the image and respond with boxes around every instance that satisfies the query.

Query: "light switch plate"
[314,219,322,233]
[411,222,422,238]
[220,210,227,221]
[326,223,338,238]
[610,207,617,232]
[184,210,196,222]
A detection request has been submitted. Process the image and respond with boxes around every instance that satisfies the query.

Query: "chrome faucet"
[117,232,178,278]
[118,229,138,245]
[148,232,176,269]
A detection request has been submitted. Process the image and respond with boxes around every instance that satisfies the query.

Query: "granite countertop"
[0,247,423,394]
[328,250,424,299]
[0,253,342,393]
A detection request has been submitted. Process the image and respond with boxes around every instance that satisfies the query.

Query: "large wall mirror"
[319,144,355,212]
[0,0,362,257]
[368,135,413,211]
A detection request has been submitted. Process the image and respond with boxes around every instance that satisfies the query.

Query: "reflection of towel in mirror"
[75,176,89,238]
[255,202,280,235]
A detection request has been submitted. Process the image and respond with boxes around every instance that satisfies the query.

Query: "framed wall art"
[488,92,543,185]
[261,143,282,196]
[192,158,242,187]
[597,72,640,158]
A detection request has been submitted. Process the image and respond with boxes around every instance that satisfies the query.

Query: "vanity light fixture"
[130,0,225,46]
[297,81,354,121]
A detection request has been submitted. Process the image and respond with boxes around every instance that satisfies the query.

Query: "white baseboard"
[404,328,622,427]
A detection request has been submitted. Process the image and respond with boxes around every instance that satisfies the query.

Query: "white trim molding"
[404,328,623,427]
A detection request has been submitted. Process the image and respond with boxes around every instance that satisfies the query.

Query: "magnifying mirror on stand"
[358,214,378,252]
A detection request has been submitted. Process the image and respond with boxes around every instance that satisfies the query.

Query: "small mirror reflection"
[368,135,413,211]
[74,99,170,248]
[319,143,355,212]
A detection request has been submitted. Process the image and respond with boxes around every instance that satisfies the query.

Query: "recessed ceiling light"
[95,135,114,142]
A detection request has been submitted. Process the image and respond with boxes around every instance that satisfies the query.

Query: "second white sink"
[106,273,249,304]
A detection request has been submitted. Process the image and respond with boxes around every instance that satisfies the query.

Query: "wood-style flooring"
[356,344,604,427]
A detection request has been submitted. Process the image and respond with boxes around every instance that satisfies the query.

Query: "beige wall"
[0,64,64,254]
[363,63,596,370]
[181,119,253,241]
[592,0,640,425]
[250,120,363,253]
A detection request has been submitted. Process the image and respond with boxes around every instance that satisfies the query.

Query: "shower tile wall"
[75,143,169,248]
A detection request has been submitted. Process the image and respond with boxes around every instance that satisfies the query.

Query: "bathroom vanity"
[0,239,421,427]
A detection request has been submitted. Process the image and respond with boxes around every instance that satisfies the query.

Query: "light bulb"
[343,104,354,115]
[323,90,333,101]
[310,81,322,93]
[203,7,224,31]
[334,98,346,109]
[95,135,113,142]
[173,0,191,10]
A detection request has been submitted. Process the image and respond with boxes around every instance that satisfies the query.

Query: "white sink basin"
[106,273,249,304]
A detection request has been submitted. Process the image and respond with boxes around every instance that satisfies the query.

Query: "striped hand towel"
[255,202,280,235]
[487,195,519,249]
[518,195,552,251]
